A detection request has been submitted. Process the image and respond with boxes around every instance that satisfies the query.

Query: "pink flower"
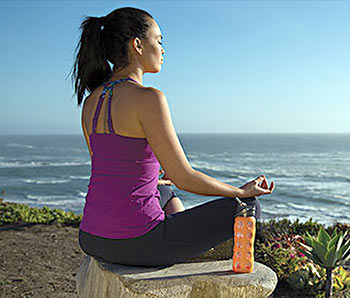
[298,252,305,257]
[290,254,295,259]
[274,244,281,249]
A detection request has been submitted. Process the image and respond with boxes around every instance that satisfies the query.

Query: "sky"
[0,0,349,134]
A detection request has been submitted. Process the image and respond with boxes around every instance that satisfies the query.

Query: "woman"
[73,7,274,267]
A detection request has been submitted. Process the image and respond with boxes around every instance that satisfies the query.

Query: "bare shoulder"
[82,85,104,110]
[137,86,167,110]
[136,85,163,99]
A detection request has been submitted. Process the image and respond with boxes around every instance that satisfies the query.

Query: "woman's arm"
[136,88,274,199]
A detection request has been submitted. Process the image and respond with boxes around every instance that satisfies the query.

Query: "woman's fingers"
[258,180,275,195]
[254,175,265,185]
[239,175,275,197]
[255,176,275,195]
[260,177,268,189]
[158,179,173,186]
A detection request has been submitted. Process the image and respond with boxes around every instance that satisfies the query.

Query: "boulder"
[76,255,277,297]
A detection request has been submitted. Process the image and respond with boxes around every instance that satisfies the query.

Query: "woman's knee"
[164,196,185,214]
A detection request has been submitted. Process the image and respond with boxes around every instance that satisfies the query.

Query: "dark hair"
[71,7,154,106]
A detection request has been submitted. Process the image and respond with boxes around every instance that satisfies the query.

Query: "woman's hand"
[238,175,275,198]
[158,169,174,186]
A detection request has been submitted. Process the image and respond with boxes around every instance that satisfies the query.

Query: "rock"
[191,238,233,261]
[76,256,277,297]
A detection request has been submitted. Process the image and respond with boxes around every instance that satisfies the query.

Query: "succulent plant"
[287,266,325,294]
[299,227,350,298]
[300,228,350,269]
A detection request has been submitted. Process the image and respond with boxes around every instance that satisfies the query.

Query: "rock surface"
[76,256,277,298]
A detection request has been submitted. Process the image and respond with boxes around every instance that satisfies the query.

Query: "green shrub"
[256,218,324,243]
[0,201,82,227]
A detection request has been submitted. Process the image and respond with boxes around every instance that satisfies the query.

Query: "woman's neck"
[109,69,143,85]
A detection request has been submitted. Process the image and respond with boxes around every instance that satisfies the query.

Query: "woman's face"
[138,18,165,73]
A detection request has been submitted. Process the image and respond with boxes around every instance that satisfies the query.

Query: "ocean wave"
[239,152,255,156]
[6,143,34,149]
[306,196,349,207]
[260,207,347,226]
[0,160,90,168]
[26,194,85,204]
[42,146,86,153]
[190,161,283,182]
[333,194,350,201]
[187,151,232,159]
[188,152,271,162]
[24,179,70,184]
[26,194,69,201]
[190,161,227,172]
[33,200,83,206]
[190,161,249,174]
[287,202,327,212]
[69,175,90,180]
[78,192,87,197]
[260,206,293,218]
[249,169,350,182]
[286,152,332,158]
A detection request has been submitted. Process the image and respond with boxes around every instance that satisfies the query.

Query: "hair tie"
[99,16,106,30]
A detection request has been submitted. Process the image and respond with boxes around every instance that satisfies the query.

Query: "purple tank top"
[79,78,165,239]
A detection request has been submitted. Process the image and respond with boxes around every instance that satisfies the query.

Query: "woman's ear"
[132,37,143,55]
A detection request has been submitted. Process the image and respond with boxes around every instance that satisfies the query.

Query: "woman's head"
[72,7,164,105]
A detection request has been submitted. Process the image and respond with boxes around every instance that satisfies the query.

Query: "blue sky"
[1,0,349,134]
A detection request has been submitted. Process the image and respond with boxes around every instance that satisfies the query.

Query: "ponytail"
[71,7,154,106]
[72,16,112,106]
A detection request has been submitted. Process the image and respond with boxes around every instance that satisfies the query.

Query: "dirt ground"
[0,222,345,298]
[0,223,84,298]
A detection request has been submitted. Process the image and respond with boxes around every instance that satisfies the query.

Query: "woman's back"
[82,78,147,141]
[79,78,165,239]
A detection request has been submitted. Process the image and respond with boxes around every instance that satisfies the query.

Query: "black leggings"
[79,188,261,267]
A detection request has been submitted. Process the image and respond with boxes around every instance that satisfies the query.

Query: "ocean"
[0,133,349,226]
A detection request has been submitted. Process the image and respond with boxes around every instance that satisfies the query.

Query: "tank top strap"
[107,81,118,133]
[92,77,139,134]
[92,82,109,133]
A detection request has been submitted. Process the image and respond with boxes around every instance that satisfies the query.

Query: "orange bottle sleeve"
[232,216,256,273]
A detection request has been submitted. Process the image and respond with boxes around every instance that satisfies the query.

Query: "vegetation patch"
[255,219,350,297]
[0,200,82,227]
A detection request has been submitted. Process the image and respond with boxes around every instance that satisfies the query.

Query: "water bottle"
[232,198,256,273]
